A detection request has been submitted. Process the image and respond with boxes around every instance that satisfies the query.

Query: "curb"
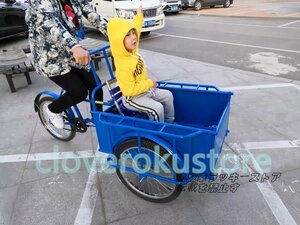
[179,11,300,20]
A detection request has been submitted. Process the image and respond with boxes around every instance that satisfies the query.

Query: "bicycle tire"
[116,139,182,203]
[37,96,76,141]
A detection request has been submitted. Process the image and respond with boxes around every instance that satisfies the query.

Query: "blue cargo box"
[92,82,233,180]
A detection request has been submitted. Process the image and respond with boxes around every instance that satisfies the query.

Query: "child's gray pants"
[122,88,175,123]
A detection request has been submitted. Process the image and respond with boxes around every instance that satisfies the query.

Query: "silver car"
[182,0,233,11]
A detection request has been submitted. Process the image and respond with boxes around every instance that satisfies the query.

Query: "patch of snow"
[248,52,299,76]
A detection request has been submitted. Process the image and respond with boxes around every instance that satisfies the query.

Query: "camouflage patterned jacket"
[25,0,107,77]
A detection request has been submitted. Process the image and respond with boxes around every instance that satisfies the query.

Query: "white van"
[161,0,182,13]
[89,0,165,34]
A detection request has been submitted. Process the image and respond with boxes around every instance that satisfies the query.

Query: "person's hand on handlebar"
[71,46,91,65]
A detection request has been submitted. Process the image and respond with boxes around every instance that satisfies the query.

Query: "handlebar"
[88,44,110,56]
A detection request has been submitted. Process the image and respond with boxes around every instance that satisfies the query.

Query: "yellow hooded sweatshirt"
[107,14,153,97]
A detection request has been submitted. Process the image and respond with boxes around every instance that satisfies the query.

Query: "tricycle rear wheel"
[115,139,182,203]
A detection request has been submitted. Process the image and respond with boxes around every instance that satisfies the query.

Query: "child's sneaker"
[46,107,64,129]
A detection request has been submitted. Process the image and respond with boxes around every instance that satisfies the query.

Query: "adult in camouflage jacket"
[26,0,107,77]
[26,0,106,128]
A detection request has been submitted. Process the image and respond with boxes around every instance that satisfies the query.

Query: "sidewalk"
[181,0,300,18]
[1,46,300,225]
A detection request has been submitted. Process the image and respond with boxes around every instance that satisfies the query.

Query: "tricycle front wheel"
[116,139,182,203]
[37,96,76,141]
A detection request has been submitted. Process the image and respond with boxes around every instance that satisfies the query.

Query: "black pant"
[48,67,103,113]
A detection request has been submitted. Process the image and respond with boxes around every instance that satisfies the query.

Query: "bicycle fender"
[34,91,60,112]
[34,91,76,119]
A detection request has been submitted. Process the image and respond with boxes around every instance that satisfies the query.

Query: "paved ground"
[0,1,300,225]
[140,15,300,81]
[1,45,300,225]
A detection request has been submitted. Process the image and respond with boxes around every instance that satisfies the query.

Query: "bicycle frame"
[34,44,115,128]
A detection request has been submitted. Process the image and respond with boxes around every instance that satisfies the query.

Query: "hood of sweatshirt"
[106,15,153,97]
[107,18,139,58]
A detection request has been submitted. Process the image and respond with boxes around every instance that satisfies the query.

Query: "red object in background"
[64,4,79,28]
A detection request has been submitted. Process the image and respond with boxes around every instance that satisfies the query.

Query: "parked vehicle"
[0,0,28,40]
[87,0,165,34]
[16,0,28,7]
[161,0,182,14]
[181,0,233,11]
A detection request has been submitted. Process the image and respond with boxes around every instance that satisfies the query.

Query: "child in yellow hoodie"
[107,6,174,123]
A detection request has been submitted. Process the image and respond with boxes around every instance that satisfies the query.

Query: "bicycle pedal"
[73,118,88,133]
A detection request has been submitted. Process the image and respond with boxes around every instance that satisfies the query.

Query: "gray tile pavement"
[0,186,19,225]
[10,172,93,225]
[250,148,300,174]
[271,169,300,223]
[0,119,37,150]
[185,182,280,225]
[0,42,299,225]
[0,162,25,190]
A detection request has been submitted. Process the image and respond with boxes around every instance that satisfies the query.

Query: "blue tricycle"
[34,44,233,203]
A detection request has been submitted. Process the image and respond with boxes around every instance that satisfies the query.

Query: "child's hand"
[136,5,143,15]
[152,80,157,88]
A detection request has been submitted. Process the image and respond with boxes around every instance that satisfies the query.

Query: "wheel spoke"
[146,180,151,195]
[147,178,164,196]
[120,147,178,199]
[156,179,173,192]
[151,177,173,195]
